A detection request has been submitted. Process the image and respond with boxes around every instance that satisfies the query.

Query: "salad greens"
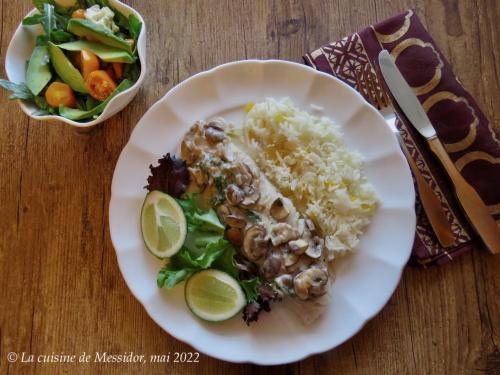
[144,153,276,324]
[0,80,34,100]
[58,78,132,119]
[157,194,262,304]
[1,0,143,122]
[146,154,190,198]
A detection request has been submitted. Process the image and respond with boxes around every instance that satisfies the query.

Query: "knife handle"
[403,147,455,248]
[428,137,500,254]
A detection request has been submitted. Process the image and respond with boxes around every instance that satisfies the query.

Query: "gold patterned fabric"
[304,10,500,265]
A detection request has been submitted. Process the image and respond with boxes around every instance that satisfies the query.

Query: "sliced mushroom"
[225,214,247,228]
[261,251,282,279]
[311,261,329,274]
[289,239,309,254]
[274,274,295,295]
[216,204,230,223]
[305,218,316,233]
[225,184,244,205]
[226,227,243,246]
[270,223,299,246]
[270,198,289,221]
[283,252,300,267]
[293,268,329,300]
[241,185,260,206]
[230,163,254,186]
[220,146,234,162]
[242,225,268,261]
[287,255,314,274]
[217,204,247,228]
[233,253,259,278]
[297,219,305,236]
[207,120,225,130]
[306,244,323,259]
[204,124,226,143]
[305,236,324,259]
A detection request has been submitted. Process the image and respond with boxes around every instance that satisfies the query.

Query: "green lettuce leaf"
[157,240,234,289]
[157,267,194,289]
[156,193,263,304]
[211,245,238,279]
[240,278,261,303]
[176,194,224,233]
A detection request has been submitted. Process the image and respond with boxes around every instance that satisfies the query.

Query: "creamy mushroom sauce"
[181,119,332,308]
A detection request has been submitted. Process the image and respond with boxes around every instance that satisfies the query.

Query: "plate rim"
[109,59,416,365]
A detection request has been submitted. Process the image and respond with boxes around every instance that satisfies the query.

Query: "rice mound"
[242,97,378,260]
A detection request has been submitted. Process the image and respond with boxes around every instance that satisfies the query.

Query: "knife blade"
[378,49,500,254]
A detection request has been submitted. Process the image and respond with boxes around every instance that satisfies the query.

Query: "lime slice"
[141,190,187,258]
[185,270,246,322]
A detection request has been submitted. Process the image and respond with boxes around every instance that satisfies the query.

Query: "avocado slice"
[67,19,132,54]
[59,79,133,121]
[48,42,87,93]
[26,46,52,95]
[57,40,135,63]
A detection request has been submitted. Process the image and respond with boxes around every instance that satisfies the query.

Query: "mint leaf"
[0,79,34,100]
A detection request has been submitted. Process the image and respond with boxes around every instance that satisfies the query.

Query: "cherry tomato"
[81,49,100,79]
[71,9,86,19]
[112,62,123,80]
[70,51,82,70]
[85,70,117,101]
[45,82,76,108]
[105,68,116,81]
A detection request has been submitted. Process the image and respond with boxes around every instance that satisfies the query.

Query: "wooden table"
[1,1,499,374]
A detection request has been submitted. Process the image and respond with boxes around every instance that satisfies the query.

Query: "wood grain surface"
[1,1,499,374]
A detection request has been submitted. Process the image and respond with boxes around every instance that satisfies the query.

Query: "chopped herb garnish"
[209,193,225,207]
[244,209,261,222]
[214,175,228,192]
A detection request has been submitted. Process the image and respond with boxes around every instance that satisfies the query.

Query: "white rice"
[242,98,378,260]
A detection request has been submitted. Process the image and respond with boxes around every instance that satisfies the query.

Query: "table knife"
[383,112,455,248]
[378,50,500,254]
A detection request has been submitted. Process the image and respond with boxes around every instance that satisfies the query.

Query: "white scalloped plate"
[109,60,415,365]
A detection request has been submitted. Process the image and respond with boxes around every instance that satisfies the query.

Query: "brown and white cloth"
[304,9,500,265]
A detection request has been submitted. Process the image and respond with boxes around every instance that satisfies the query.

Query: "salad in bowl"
[1,0,145,126]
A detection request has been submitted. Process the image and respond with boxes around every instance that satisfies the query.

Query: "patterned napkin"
[304,10,500,265]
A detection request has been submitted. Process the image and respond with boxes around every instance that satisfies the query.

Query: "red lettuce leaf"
[242,283,281,325]
[146,153,190,197]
